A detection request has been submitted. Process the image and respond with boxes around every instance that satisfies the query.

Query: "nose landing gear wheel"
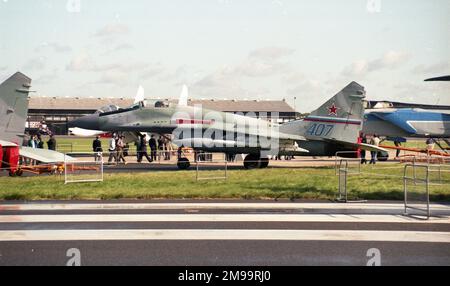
[243,154,269,169]
[177,157,191,170]
[259,157,269,168]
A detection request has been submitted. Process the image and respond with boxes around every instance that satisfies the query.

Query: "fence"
[403,164,430,219]
[335,159,366,203]
[64,152,104,184]
[399,154,450,186]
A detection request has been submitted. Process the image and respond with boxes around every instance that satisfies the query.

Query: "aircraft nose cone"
[68,114,100,130]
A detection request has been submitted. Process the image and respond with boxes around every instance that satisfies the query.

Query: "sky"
[0,0,449,112]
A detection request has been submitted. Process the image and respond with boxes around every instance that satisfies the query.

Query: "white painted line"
[2,203,450,211]
[0,214,449,224]
[0,229,449,242]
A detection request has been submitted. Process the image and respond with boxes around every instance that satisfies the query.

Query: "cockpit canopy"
[144,99,170,108]
[363,101,394,109]
[154,100,169,108]
[95,104,120,114]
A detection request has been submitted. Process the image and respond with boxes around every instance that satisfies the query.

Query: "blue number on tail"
[306,124,334,137]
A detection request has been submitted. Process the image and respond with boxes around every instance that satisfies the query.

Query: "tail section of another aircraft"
[281,82,366,144]
[0,72,31,145]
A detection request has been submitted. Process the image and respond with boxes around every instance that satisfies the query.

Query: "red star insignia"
[328,103,339,116]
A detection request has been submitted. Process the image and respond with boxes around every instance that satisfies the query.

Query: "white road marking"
[0,229,449,242]
[0,214,449,223]
[2,202,450,212]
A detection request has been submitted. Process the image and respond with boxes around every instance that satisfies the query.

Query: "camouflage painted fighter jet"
[0,72,74,175]
[0,72,31,145]
[69,81,385,169]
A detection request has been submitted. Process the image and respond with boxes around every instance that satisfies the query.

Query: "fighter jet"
[0,72,74,175]
[69,81,385,169]
[362,76,450,153]
[0,72,31,145]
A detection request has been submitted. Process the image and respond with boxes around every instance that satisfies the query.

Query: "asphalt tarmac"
[0,201,449,266]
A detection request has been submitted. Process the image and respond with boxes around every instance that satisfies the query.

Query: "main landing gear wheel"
[177,157,191,170]
[260,157,269,168]
[243,154,269,169]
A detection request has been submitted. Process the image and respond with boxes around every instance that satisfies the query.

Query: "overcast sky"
[0,0,449,112]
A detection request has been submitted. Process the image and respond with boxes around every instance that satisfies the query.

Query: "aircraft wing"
[19,147,76,163]
[277,132,306,142]
[367,111,418,134]
[0,139,18,147]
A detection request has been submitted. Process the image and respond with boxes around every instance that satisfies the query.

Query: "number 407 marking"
[306,123,334,137]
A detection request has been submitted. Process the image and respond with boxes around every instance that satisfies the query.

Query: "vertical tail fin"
[178,84,188,107]
[0,72,31,144]
[303,81,365,142]
[281,81,365,143]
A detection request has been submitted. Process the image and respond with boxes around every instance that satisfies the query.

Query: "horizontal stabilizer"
[19,147,76,163]
[357,143,388,153]
[0,139,18,147]
[322,138,387,153]
[278,132,306,141]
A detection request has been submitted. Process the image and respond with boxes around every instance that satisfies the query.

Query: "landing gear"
[177,157,191,170]
[260,157,269,168]
[377,151,389,161]
[243,154,269,169]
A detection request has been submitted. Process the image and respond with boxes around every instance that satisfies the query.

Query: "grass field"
[1,165,449,201]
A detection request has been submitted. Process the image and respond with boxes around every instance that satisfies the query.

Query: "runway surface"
[0,201,449,266]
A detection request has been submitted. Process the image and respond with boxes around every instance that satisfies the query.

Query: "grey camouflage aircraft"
[0,72,74,171]
[0,72,31,145]
[69,82,385,169]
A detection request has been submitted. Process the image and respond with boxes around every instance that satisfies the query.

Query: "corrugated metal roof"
[28,97,295,113]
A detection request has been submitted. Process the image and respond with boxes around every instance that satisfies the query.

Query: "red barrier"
[3,146,19,174]
[0,144,3,168]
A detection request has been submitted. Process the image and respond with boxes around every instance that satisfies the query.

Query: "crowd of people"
[96,133,174,165]
[25,133,57,151]
[23,130,440,166]
[359,133,381,164]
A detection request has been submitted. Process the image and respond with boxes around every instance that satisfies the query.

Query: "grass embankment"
[1,166,449,201]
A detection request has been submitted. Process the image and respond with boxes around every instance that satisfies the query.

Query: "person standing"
[369,134,380,164]
[138,134,152,163]
[92,136,103,162]
[47,135,56,151]
[28,135,37,148]
[107,135,117,164]
[394,140,401,158]
[37,134,44,149]
[149,135,158,162]
[426,138,435,153]
[164,137,171,160]
[157,136,164,161]
[116,135,127,164]
[360,133,367,164]
[177,145,184,159]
